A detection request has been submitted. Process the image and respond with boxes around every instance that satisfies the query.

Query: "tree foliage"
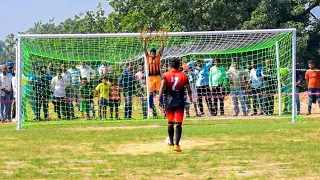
[4,0,319,67]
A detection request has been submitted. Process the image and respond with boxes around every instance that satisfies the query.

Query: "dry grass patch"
[113,139,217,155]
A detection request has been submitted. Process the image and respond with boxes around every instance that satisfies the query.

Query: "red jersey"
[162,69,189,93]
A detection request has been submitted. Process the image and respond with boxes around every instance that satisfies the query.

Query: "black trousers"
[211,85,225,115]
[196,85,213,114]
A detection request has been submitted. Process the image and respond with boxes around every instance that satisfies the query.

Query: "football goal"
[16,29,297,130]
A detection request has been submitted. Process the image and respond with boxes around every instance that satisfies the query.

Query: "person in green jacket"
[209,59,227,116]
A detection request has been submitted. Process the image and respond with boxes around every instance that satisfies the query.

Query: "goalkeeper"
[143,40,164,117]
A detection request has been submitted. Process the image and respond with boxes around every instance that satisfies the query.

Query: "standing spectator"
[95,76,110,119]
[244,62,253,113]
[51,69,67,120]
[79,61,96,117]
[0,65,13,122]
[227,60,248,116]
[47,62,56,77]
[79,61,95,84]
[118,62,135,119]
[79,78,92,119]
[296,71,304,115]
[194,59,214,116]
[109,77,121,120]
[33,67,51,121]
[61,64,75,119]
[305,60,320,115]
[11,71,16,121]
[261,60,277,115]
[249,61,264,116]
[209,59,227,116]
[98,62,107,77]
[186,65,200,117]
[67,62,81,111]
[135,64,148,119]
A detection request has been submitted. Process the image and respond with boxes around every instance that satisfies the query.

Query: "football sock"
[168,122,174,145]
[175,123,182,146]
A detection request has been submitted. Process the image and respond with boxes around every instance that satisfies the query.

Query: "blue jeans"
[0,93,12,119]
[124,91,133,118]
[231,88,248,115]
[296,87,300,113]
[90,100,95,118]
[308,88,320,113]
[139,96,147,118]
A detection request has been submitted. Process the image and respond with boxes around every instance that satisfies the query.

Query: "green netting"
[19,31,294,123]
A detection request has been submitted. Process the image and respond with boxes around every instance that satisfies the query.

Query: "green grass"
[1,117,320,179]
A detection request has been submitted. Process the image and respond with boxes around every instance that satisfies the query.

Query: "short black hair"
[215,59,221,63]
[308,60,315,64]
[150,48,156,53]
[170,57,181,69]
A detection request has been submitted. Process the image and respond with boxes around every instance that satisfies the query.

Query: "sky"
[0,1,319,41]
[0,0,113,40]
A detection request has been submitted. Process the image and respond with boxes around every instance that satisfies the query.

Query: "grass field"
[0,117,320,179]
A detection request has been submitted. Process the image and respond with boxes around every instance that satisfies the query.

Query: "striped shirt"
[67,68,81,86]
[109,84,120,100]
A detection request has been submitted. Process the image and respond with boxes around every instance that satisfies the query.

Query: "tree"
[0,40,5,63]
[242,0,320,67]
[0,34,17,64]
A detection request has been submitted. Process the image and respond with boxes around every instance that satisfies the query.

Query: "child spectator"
[109,77,121,119]
[79,78,91,119]
[95,76,110,119]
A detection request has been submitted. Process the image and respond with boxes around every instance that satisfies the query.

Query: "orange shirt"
[146,53,161,76]
[109,84,120,100]
[305,69,320,88]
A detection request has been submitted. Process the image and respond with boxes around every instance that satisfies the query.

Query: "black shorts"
[109,100,120,107]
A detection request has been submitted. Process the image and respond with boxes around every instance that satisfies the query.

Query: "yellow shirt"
[95,83,110,99]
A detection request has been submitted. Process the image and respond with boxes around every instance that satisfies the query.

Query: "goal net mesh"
[19,31,293,122]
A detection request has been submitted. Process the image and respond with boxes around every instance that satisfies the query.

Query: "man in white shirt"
[79,61,95,83]
[51,69,66,120]
[249,61,264,116]
[0,65,13,121]
[227,60,248,116]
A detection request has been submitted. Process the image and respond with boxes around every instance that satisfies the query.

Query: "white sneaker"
[12,118,17,122]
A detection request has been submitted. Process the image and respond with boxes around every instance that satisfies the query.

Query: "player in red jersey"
[159,57,193,152]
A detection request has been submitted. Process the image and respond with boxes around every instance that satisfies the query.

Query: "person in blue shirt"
[118,62,135,119]
[188,58,214,116]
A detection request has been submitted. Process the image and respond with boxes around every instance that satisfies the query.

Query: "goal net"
[16,29,296,129]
